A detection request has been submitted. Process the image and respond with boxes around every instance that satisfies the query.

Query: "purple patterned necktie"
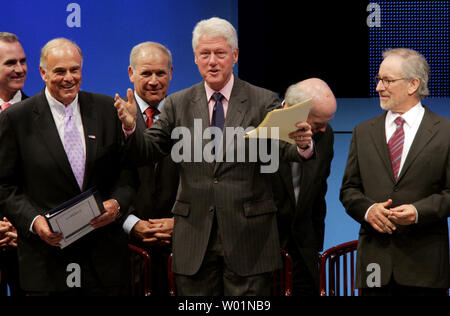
[64,104,85,189]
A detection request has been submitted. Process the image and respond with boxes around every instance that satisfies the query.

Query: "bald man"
[272,78,336,296]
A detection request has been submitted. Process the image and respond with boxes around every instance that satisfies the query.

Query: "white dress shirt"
[45,88,86,155]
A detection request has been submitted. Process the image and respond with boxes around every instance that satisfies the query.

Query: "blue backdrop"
[1,0,238,97]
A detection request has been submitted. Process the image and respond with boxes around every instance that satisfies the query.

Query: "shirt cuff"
[29,215,41,234]
[412,205,419,224]
[122,214,140,235]
[123,124,136,138]
[297,140,314,159]
[364,204,376,222]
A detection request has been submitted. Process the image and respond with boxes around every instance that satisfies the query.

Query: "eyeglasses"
[374,76,405,88]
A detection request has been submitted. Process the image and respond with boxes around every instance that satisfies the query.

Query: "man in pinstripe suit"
[115,17,313,296]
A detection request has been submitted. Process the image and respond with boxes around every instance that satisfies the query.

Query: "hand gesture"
[114,88,137,130]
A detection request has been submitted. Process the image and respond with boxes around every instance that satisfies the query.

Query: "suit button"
[213,178,219,184]
[393,188,399,192]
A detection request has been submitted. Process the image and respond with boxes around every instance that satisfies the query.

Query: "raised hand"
[114,88,138,130]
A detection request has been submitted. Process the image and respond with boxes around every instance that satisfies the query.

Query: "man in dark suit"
[272,78,336,296]
[121,41,178,295]
[340,48,449,296]
[115,17,314,296]
[0,38,137,295]
[0,31,28,296]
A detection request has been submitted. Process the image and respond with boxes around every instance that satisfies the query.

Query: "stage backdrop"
[1,0,238,97]
[2,0,449,255]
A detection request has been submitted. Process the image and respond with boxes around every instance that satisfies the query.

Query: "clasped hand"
[367,199,417,234]
[132,218,174,247]
[0,217,18,249]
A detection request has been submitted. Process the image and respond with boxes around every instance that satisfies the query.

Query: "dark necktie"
[211,92,225,130]
[388,117,405,181]
[144,107,158,128]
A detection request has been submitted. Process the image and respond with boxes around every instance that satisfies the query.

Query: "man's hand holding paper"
[289,121,313,149]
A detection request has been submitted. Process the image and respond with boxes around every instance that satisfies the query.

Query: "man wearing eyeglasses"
[340,48,449,296]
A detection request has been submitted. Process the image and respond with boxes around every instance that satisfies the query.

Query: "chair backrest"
[168,253,176,296]
[272,248,293,296]
[167,249,293,296]
[319,240,358,296]
[129,244,152,296]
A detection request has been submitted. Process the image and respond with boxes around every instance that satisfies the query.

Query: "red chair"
[167,249,292,296]
[128,244,151,296]
[319,240,358,296]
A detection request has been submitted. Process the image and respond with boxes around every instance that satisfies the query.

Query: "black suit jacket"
[0,90,138,292]
[340,107,450,289]
[127,77,306,277]
[272,125,334,283]
[131,100,179,222]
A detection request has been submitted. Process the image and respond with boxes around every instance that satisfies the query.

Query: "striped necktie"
[388,117,405,181]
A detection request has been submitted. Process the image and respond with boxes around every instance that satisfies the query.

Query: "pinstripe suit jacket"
[127,77,304,276]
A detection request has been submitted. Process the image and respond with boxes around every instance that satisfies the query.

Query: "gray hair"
[40,38,83,71]
[383,48,429,100]
[130,41,173,70]
[0,32,19,43]
[284,84,312,107]
[192,17,238,52]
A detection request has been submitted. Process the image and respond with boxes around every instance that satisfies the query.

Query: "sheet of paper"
[245,98,313,144]
[47,193,103,249]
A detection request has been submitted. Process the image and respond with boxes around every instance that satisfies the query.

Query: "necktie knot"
[213,92,223,103]
[1,102,12,111]
[394,117,404,127]
[144,107,158,128]
[65,104,73,118]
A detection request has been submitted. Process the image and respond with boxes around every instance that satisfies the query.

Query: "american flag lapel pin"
[88,135,96,140]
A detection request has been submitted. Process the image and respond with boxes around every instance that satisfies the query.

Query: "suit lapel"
[79,92,98,191]
[369,113,395,181]
[397,107,438,182]
[33,91,80,190]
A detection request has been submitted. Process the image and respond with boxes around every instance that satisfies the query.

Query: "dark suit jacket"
[0,90,29,296]
[272,125,334,285]
[127,77,306,277]
[131,100,179,221]
[0,90,138,292]
[340,107,450,289]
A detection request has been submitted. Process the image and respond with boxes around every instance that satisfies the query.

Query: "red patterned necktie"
[388,117,405,181]
[144,107,158,128]
[1,102,12,111]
